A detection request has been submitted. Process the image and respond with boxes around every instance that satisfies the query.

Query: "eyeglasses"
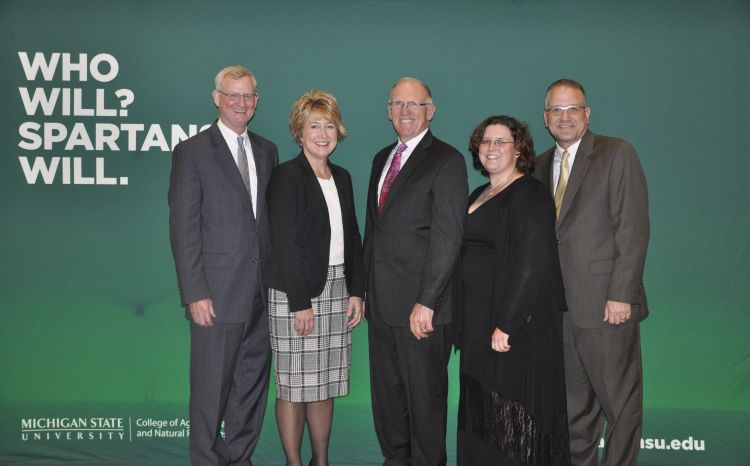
[479,138,515,148]
[545,105,587,116]
[216,90,259,103]
[388,101,432,110]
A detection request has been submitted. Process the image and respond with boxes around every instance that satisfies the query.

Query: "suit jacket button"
[253,258,258,263]
[556,239,561,245]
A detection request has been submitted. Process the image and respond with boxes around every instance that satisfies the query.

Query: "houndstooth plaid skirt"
[268,263,351,402]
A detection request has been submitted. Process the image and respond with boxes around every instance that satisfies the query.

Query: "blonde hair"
[214,65,257,91]
[289,90,347,144]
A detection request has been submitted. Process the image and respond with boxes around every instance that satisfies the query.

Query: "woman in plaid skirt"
[264,90,364,466]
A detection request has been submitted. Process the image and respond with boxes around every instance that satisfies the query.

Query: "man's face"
[543,85,590,149]
[212,75,258,135]
[388,80,435,142]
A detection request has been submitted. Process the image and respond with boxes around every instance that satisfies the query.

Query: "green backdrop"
[1,0,748,464]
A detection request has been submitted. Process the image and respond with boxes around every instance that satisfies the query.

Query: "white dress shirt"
[317,177,345,265]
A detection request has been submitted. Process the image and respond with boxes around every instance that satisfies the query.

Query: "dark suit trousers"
[189,294,271,466]
[563,313,642,466]
[368,309,452,466]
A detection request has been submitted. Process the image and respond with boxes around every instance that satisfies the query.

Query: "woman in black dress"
[457,115,570,465]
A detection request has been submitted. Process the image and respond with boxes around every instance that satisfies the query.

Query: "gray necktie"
[237,136,251,195]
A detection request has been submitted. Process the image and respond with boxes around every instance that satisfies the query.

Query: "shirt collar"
[217,118,247,147]
[555,138,582,159]
[398,128,429,148]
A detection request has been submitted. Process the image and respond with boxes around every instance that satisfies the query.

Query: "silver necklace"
[480,173,516,201]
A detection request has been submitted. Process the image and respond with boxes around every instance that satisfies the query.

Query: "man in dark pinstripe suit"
[363,77,468,466]
[169,65,278,465]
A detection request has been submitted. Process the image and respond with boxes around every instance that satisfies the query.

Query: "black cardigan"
[263,153,365,312]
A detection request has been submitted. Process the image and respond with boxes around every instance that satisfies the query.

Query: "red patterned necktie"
[378,143,407,213]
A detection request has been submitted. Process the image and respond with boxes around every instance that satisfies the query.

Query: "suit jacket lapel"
[209,124,254,215]
[368,145,393,222]
[378,131,434,218]
[331,165,352,229]
[295,153,328,210]
[249,131,272,222]
[538,148,554,190]
[558,131,594,222]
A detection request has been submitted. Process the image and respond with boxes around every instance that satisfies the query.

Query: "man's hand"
[189,299,216,327]
[346,297,364,330]
[294,308,314,336]
[604,300,632,325]
[409,303,435,340]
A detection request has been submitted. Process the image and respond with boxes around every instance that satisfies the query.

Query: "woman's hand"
[294,308,314,336]
[346,297,364,329]
[491,327,511,352]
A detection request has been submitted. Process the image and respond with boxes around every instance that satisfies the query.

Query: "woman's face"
[300,113,338,161]
[478,124,518,176]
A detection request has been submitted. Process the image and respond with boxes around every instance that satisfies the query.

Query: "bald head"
[388,77,436,142]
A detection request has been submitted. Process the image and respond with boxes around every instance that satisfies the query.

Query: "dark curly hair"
[468,115,536,176]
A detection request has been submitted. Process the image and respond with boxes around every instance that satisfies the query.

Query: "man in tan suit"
[534,79,649,466]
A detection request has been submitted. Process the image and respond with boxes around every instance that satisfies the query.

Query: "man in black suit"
[363,77,468,466]
[535,79,649,466]
[168,65,278,465]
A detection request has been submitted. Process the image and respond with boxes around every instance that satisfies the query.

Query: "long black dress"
[457,175,571,466]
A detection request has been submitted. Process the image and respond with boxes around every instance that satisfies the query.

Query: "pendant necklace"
[480,172,516,201]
